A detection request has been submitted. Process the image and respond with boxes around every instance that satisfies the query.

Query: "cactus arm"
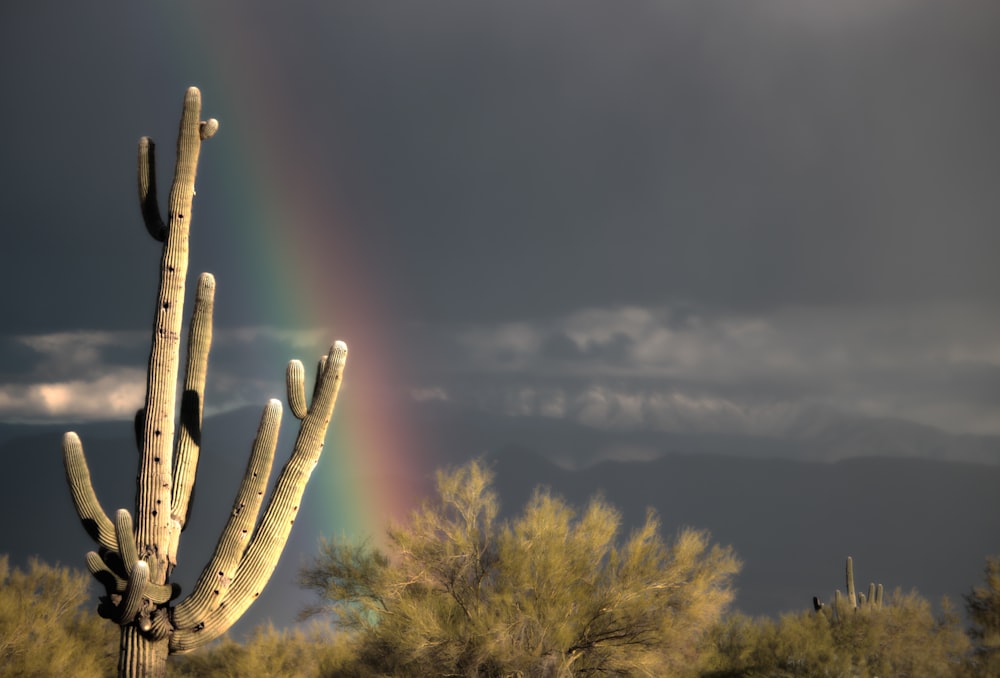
[170,272,215,565]
[85,551,178,605]
[171,399,282,630]
[86,550,125,594]
[286,360,308,419]
[115,509,140,576]
[63,432,118,552]
[232,343,348,592]
[138,138,166,242]
[313,354,328,398]
[119,561,150,625]
[170,343,347,652]
[199,119,219,140]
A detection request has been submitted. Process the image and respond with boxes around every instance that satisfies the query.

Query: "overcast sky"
[2,1,999,447]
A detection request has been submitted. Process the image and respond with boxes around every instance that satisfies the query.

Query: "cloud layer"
[410,302,1000,436]
[0,328,330,423]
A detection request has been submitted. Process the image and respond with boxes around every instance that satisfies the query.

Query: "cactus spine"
[62,87,349,677]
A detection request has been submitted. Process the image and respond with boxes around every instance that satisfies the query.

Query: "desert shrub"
[0,554,117,677]
[301,460,740,677]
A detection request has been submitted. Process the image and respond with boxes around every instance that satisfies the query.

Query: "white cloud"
[427,302,1000,436]
[16,330,146,378]
[7,307,998,438]
[572,386,646,430]
[409,386,450,403]
[499,386,568,419]
[0,326,331,423]
[0,369,146,422]
[455,322,543,370]
[462,383,815,437]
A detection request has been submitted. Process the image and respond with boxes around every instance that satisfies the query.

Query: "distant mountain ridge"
[411,399,1000,469]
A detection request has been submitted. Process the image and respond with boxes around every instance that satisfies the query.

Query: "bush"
[0,554,117,677]
[167,621,358,677]
[300,460,740,677]
[705,590,968,677]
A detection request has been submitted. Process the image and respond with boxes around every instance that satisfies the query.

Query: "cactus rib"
[63,432,117,552]
[170,271,215,566]
[115,509,139,575]
[138,138,166,241]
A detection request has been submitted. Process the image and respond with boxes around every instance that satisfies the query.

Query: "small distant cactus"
[62,87,348,677]
[819,556,884,621]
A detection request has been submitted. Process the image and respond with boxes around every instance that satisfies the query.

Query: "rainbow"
[157,6,426,546]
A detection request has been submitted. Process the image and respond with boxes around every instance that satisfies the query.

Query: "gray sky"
[3,0,1000,636]
[2,1,999,441]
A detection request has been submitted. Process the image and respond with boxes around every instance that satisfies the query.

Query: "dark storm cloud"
[1,1,998,440]
[297,1,1000,321]
[1,6,203,334]
[4,1,999,331]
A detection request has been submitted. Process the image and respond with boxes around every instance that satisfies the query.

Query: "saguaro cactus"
[62,87,348,677]
[819,556,884,621]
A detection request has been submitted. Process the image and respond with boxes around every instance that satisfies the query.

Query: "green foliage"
[964,555,1000,675]
[0,554,117,677]
[167,622,358,677]
[704,554,969,676]
[704,590,969,677]
[300,460,741,677]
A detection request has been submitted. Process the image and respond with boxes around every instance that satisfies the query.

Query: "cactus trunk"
[120,630,167,678]
[62,87,349,677]
[846,555,857,609]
